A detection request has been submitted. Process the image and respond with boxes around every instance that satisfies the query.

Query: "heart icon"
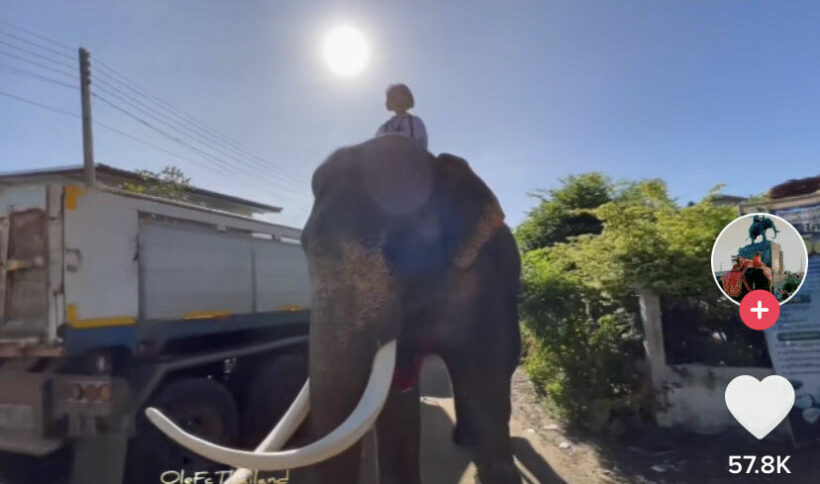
[725,375,795,440]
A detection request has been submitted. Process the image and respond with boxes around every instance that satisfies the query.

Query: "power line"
[0,89,226,176]
[0,61,78,89]
[0,39,75,70]
[0,48,77,79]
[92,91,260,177]
[95,66,310,188]
[0,20,309,192]
[93,120,306,206]
[0,27,75,60]
[0,89,77,117]
[0,21,311,209]
[92,76,310,192]
[93,57,309,188]
[0,90,212,167]
[92,88,312,200]
[91,92,311,203]
[0,89,310,211]
[0,19,74,50]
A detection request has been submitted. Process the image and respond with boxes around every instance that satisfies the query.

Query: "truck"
[0,164,313,484]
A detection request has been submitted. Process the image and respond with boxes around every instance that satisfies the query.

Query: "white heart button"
[725,375,795,440]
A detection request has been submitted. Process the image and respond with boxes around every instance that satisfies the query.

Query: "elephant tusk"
[145,340,397,471]
[223,380,310,484]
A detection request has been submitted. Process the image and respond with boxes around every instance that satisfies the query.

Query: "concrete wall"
[655,364,790,435]
[638,292,788,435]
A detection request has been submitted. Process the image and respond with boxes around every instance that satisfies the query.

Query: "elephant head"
[145,135,507,480]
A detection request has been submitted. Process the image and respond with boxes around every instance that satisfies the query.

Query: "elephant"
[145,135,522,483]
[721,270,772,303]
[733,267,772,302]
[720,254,773,302]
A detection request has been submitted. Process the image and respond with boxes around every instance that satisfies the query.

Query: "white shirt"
[376,114,428,150]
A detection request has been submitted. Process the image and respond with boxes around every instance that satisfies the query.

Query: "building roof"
[0,164,282,215]
[711,194,747,206]
[769,175,820,200]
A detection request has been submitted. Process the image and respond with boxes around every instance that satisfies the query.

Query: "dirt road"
[415,356,820,484]
[418,356,612,484]
[7,356,818,483]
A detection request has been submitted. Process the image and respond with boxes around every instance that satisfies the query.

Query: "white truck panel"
[252,238,312,312]
[63,189,140,325]
[139,221,256,319]
[2,181,311,342]
[138,221,310,319]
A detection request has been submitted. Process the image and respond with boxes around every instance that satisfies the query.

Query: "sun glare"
[323,25,370,77]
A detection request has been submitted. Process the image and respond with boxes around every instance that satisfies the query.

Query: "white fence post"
[638,291,667,390]
[638,290,672,426]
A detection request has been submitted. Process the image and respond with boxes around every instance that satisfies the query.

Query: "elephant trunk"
[304,240,401,480]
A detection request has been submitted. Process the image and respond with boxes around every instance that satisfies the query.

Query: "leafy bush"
[517,175,737,426]
[516,173,612,252]
[121,165,192,201]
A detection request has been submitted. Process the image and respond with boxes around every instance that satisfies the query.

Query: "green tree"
[120,165,192,202]
[518,175,737,427]
[515,173,612,252]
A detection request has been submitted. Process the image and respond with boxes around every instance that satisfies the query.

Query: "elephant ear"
[435,154,505,269]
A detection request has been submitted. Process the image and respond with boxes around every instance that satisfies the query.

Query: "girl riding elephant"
[376,83,429,150]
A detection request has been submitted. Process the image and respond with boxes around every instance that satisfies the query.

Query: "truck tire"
[0,448,69,484]
[126,377,238,484]
[241,353,308,448]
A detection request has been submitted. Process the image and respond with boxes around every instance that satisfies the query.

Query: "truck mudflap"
[0,431,62,456]
[0,366,131,456]
[0,370,60,456]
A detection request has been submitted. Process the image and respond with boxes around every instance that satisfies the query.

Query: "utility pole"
[78,47,95,187]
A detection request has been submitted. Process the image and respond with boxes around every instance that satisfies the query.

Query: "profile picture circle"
[711,213,809,305]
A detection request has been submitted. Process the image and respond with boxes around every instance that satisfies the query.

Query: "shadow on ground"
[512,437,566,484]
[419,356,565,484]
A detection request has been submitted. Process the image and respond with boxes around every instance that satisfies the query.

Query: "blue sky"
[2,1,820,228]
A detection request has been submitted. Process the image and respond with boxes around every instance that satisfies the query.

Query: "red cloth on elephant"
[722,270,744,297]
[392,340,433,392]
[392,352,427,392]
[722,259,749,297]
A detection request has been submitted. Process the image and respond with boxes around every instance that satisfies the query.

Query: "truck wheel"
[126,377,238,484]
[241,353,308,448]
[0,449,69,484]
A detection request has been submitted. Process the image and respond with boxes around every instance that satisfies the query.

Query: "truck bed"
[0,181,311,354]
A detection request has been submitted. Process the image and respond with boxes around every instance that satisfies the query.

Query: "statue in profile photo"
[748,215,779,243]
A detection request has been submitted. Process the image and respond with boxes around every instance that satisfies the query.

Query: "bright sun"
[323,25,370,77]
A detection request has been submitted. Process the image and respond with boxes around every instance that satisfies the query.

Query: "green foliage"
[120,166,192,202]
[517,175,737,425]
[744,192,771,204]
[516,173,612,252]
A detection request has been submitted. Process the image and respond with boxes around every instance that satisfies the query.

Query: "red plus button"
[739,290,780,330]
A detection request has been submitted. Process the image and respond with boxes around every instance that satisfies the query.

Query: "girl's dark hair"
[385,83,414,111]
